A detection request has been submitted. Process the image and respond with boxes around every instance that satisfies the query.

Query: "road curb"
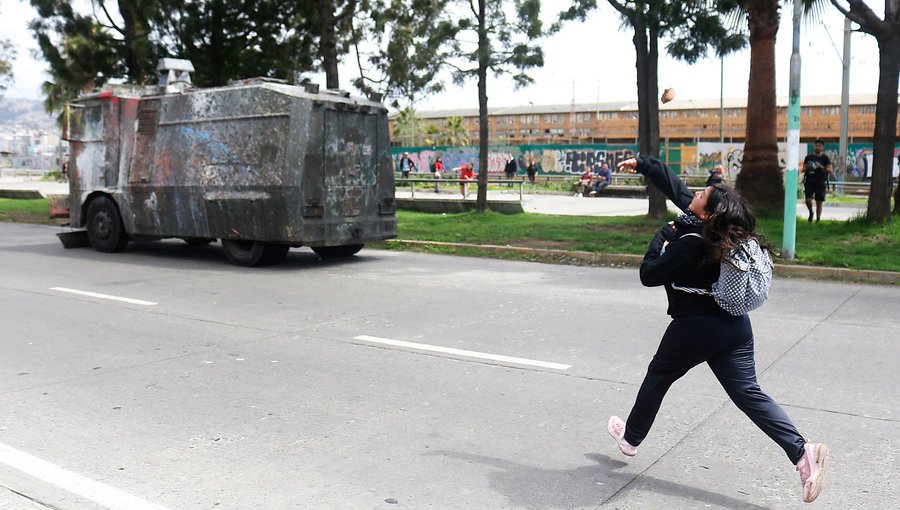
[388,239,899,286]
[0,189,43,199]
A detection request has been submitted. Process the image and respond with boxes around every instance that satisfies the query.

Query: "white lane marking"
[0,442,172,510]
[50,287,157,306]
[354,335,572,370]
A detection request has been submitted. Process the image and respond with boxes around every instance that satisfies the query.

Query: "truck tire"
[86,196,130,252]
[311,244,364,259]
[221,240,265,266]
[221,240,289,267]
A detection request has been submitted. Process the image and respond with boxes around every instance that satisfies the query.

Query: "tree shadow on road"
[427,450,773,510]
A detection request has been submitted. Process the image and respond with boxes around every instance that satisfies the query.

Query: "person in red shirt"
[432,156,445,193]
[457,162,475,198]
[573,163,594,196]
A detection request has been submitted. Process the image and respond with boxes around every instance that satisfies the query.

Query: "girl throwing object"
[611,156,828,504]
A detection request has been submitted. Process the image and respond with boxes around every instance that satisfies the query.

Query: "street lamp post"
[719,53,726,171]
[527,101,534,146]
[783,0,803,260]
[838,17,851,186]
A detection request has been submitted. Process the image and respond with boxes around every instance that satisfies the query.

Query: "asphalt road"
[1,222,897,509]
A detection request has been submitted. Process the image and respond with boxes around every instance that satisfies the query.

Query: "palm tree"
[444,116,470,146]
[732,0,898,220]
[828,0,900,220]
[732,0,785,214]
[392,106,422,146]
[559,1,742,219]
[423,123,441,146]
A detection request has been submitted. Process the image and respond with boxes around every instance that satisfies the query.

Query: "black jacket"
[636,156,727,318]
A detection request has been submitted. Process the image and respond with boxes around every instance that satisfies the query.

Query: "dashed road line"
[0,442,172,510]
[354,334,572,370]
[49,287,157,306]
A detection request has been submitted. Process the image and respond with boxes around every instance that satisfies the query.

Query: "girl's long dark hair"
[702,184,770,261]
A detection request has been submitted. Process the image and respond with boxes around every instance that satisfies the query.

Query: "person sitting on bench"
[590,162,612,196]
[573,163,594,196]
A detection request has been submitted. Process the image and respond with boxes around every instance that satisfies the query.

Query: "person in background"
[574,163,594,196]
[458,162,476,198]
[397,152,416,185]
[432,155,444,193]
[802,139,834,223]
[590,162,612,196]
[706,165,726,186]
[505,157,518,187]
[526,156,538,185]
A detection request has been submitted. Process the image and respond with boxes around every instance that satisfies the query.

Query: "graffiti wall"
[846,144,900,180]
[695,142,900,182]
[396,142,899,180]
[695,142,791,181]
[392,144,637,175]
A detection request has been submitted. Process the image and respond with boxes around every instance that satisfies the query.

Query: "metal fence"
[397,178,526,200]
[395,172,885,198]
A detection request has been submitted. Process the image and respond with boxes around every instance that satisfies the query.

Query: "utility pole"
[528,101,533,146]
[719,54,725,170]
[782,0,802,260]
[838,17,851,186]
[570,80,576,144]
[719,54,724,144]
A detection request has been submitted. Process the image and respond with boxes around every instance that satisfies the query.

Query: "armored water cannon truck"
[62,59,396,266]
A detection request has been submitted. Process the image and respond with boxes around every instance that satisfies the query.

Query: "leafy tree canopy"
[352,0,458,108]
[446,0,546,88]
[0,38,14,96]
[557,0,746,62]
[155,0,317,87]
[27,0,458,113]
[29,1,124,112]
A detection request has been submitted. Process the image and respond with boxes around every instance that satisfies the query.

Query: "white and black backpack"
[672,233,774,316]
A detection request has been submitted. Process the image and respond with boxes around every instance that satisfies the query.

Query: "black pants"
[624,314,806,464]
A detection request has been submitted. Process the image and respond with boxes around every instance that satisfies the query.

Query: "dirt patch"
[581,223,653,235]
[510,238,578,250]
[0,213,62,225]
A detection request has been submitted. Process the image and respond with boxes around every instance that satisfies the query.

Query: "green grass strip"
[395,210,900,273]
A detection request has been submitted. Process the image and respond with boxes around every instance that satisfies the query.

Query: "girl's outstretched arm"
[619,156,693,212]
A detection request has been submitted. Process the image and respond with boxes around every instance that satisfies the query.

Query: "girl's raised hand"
[618,158,638,174]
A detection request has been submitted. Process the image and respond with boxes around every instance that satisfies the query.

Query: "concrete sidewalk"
[1,177,867,221]
[0,178,68,197]
[394,188,867,221]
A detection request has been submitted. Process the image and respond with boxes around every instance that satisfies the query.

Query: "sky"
[0,0,887,112]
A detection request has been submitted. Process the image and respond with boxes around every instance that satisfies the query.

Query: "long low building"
[390,94,897,146]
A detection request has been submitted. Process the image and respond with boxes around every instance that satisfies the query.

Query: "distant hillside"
[0,97,57,130]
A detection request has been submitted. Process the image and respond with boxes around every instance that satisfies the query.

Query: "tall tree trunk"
[476,0,488,212]
[208,1,225,85]
[870,32,900,220]
[317,0,340,89]
[633,16,666,219]
[646,21,666,218]
[736,0,784,214]
[118,0,151,83]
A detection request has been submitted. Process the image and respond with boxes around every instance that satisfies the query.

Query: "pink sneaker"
[796,442,829,503]
[607,416,637,457]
